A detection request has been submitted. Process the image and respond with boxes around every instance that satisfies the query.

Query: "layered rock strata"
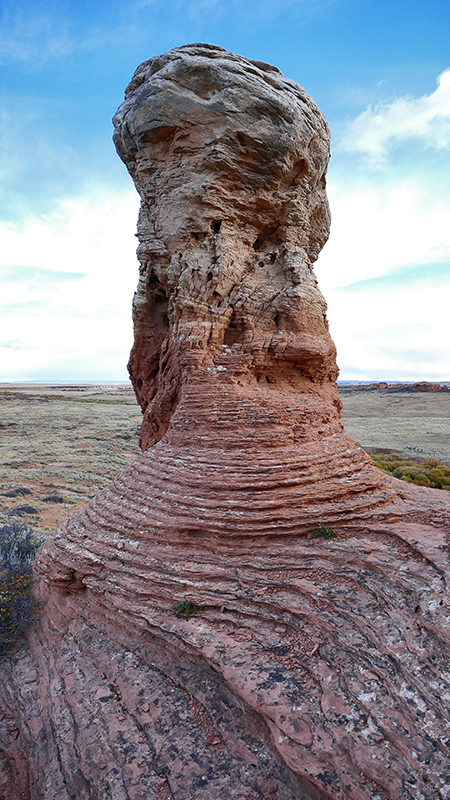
[2,44,450,800]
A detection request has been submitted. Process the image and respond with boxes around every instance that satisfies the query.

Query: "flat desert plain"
[339,388,450,467]
[0,383,449,535]
[0,384,142,535]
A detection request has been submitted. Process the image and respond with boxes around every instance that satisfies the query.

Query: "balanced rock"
[1,44,450,800]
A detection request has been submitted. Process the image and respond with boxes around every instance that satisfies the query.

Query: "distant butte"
[2,45,450,800]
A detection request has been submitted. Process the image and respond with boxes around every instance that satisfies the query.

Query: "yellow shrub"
[370,452,450,491]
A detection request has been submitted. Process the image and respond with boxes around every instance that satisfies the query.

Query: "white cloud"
[0,339,32,351]
[325,282,450,381]
[0,188,140,381]
[315,68,450,380]
[315,176,450,380]
[338,68,450,164]
[375,323,431,340]
[316,182,450,291]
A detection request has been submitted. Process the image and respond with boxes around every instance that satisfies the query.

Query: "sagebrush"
[0,522,40,655]
[370,452,450,490]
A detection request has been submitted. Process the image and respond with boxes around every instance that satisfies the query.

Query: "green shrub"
[310,522,337,539]
[0,522,40,655]
[370,452,450,490]
[172,598,203,619]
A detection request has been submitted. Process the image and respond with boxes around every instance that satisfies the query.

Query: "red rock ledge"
[1,44,450,800]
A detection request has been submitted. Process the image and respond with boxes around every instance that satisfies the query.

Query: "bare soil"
[1,384,449,536]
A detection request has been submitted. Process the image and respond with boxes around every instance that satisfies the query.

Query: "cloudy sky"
[1,0,449,382]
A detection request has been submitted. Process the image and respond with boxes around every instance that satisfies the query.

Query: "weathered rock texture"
[2,44,450,800]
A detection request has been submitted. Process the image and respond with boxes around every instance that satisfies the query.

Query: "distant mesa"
[410,381,448,392]
[1,44,450,800]
[341,380,449,392]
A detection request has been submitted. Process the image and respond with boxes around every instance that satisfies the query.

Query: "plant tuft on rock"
[310,522,337,540]
[172,598,203,619]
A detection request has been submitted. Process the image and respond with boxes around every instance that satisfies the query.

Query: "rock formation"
[2,44,450,800]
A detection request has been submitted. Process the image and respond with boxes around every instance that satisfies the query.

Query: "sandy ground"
[339,388,450,467]
[1,383,449,535]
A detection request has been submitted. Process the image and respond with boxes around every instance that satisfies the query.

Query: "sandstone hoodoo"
[2,44,450,800]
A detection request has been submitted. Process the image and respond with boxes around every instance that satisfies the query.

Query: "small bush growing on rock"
[310,522,337,539]
[0,522,40,655]
[172,598,203,619]
[370,453,450,490]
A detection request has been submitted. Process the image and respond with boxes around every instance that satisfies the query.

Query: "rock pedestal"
[1,45,450,800]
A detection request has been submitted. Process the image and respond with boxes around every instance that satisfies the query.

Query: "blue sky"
[1,0,449,381]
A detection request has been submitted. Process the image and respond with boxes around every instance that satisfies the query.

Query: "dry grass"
[0,385,142,536]
[339,388,450,467]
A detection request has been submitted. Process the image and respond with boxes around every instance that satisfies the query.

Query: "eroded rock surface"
[2,44,450,800]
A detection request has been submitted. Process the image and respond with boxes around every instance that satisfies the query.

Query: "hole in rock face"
[211,220,222,234]
[270,252,277,263]
[273,314,280,327]
[207,271,213,281]
[191,232,206,241]
[195,85,217,100]
[145,125,178,144]
[148,269,159,287]
[252,228,278,251]
[172,66,219,100]
[224,313,246,346]
[265,376,271,384]
[293,158,307,179]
